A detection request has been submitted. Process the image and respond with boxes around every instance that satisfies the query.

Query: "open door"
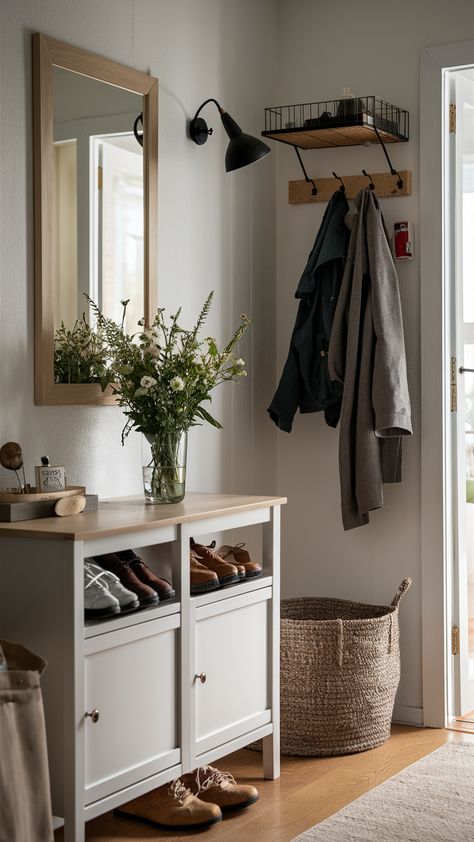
[451,68,474,717]
[90,134,144,334]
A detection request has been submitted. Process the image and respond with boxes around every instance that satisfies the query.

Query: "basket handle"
[390,578,412,607]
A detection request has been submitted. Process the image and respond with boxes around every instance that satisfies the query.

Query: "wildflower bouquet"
[89,292,251,502]
[54,316,109,384]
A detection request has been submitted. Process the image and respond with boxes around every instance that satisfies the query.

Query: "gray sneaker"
[84,563,120,618]
[85,560,140,613]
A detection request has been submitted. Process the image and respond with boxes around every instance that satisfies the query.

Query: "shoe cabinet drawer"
[193,587,271,758]
[84,615,180,805]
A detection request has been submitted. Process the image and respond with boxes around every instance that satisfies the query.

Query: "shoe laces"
[119,555,150,574]
[192,544,223,563]
[193,765,236,794]
[168,778,192,804]
[219,542,246,559]
[84,566,111,593]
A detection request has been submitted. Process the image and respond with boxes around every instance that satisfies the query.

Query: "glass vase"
[142,431,187,504]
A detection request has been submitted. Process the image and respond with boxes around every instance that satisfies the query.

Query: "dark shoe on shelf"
[190,539,240,586]
[181,765,259,811]
[115,779,222,829]
[116,549,176,600]
[93,553,159,608]
[190,551,220,594]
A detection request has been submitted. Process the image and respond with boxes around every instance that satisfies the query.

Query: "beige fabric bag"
[0,639,54,842]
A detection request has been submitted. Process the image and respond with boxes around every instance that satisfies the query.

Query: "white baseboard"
[392,703,424,726]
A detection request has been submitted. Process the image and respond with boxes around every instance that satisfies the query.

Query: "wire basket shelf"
[263,96,409,148]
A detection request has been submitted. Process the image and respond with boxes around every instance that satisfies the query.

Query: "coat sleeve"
[267,340,302,433]
[366,196,412,439]
[327,255,352,386]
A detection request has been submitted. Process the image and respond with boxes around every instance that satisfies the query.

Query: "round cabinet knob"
[195,672,207,684]
[85,708,100,723]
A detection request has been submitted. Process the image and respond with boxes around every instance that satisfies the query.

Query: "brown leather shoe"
[190,539,240,586]
[217,543,263,578]
[190,551,220,594]
[93,553,159,608]
[180,765,259,811]
[115,779,222,829]
[116,550,176,600]
[196,540,246,579]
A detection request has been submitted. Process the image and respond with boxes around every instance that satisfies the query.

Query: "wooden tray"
[0,485,86,504]
[0,493,97,523]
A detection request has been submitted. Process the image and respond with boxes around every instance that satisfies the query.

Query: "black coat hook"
[362,169,375,190]
[332,171,346,193]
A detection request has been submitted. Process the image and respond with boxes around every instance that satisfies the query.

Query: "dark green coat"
[268,190,349,431]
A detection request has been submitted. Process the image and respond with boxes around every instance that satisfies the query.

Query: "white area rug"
[292,742,474,842]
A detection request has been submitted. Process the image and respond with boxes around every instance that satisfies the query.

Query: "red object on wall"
[393,221,413,260]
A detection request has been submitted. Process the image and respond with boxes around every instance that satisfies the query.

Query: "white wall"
[275,0,474,718]
[2,0,474,724]
[0,0,278,499]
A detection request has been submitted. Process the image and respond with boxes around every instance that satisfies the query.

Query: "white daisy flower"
[170,376,185,392]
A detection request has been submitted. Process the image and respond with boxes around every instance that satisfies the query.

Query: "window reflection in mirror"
[52,67,144,338]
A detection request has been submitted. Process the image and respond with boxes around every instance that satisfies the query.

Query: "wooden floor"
[55,726,474,842]
[446,709,474,734]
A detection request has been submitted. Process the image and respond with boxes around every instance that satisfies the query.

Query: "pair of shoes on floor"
[190,539,262,595]
[84,550,175,618]
[116,765,259,830]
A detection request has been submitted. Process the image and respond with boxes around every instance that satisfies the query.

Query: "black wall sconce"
[134,113,143,147]
[189,98,271,172]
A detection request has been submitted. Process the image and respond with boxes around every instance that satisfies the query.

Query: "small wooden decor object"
[289,170,412,204]
[54,495,86,517]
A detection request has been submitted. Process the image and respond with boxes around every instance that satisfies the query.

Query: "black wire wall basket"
[262,96,409,149]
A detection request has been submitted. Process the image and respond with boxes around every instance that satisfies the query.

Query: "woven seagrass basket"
[278,578,411,756]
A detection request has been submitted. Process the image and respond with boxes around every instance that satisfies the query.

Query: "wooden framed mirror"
[32,34,158,405]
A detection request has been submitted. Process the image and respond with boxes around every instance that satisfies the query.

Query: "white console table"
[0,491,285,841]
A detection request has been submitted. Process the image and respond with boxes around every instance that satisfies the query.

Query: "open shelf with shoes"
[84,595,181,638]
[0,490,285,842]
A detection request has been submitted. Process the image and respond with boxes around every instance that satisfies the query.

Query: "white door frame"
[420,39,474,727]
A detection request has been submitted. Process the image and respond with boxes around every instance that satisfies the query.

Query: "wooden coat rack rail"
[289,170,412,204]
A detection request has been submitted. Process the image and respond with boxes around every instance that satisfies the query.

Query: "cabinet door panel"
[195,590,270,753]
[85,625,179,803]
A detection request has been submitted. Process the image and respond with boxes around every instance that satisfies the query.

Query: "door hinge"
[98,165,103,191]
[450,357,457,412]
[452,625,460,655]
[449,104,456,133]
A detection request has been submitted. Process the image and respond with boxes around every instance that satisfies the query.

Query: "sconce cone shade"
[220,110,271,173]
[189,99,271,173]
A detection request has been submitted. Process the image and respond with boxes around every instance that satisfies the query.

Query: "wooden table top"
[0,491,286,541]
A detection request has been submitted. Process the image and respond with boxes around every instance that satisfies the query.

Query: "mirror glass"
[52,67,144,334]
[33,33,158,405]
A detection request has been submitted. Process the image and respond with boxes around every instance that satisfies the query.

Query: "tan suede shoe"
[181,765,259,811]
[217,543,263,579]
[195,539,246,578]
[115,779,222,829]
[190,539,240,586]
[190,551,220,594]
